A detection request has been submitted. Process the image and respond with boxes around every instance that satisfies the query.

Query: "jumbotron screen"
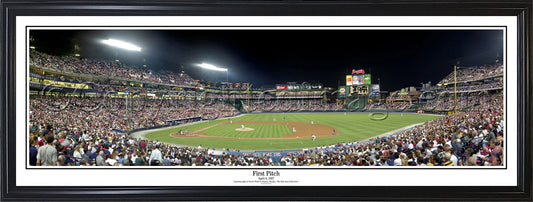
[346,74,371,85]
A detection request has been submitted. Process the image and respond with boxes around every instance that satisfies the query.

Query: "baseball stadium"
[28,30,504,167]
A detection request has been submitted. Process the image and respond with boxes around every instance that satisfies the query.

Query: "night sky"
[30,29,503,91]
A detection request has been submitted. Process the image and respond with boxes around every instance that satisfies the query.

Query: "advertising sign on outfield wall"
[372,84,380,96]
[338,86,346,97]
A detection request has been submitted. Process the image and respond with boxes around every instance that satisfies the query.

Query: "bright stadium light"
[197,63,228,72]
[101,39,142,52]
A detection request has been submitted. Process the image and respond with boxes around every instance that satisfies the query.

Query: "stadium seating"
[437,63,503,85]
[30,50,199,87]
[28,51,505,166]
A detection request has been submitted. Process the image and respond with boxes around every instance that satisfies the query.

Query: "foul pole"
[454,65,457,113]
[247,84,252,111]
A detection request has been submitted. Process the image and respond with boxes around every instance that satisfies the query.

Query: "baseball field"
[144,112,441,150]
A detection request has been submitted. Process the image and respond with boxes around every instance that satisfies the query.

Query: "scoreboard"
[343,70,373,109]
[349,85,369,95]
[346,74,371,86]
[346,74,371,96]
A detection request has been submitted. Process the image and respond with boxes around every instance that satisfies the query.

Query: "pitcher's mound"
[235,128,254,131]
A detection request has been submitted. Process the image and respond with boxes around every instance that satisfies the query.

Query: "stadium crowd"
[386,94,416,100]
[30,96,238,133]
[247,99,344,112]
[28,50,505,167]
[437,63,504,85]
[205,92,263,99]
[364,93,501,112]
[364,102,411,111]
[30,93,503,167]
[30,51,199,87]
[437,81,503,94]
[421,94,492,111]
[277,93,503,166]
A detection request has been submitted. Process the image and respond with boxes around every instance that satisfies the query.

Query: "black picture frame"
[1,0,531,201]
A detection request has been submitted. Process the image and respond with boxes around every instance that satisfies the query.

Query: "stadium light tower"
[100,39,141,117]
[101,39,142,52]
[197,63,229,82]
[197,63,228,72]
[197,62,229,104]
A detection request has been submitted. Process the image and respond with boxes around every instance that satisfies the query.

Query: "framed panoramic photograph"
[1,0,531,201]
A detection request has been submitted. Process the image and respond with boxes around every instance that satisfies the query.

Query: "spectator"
[135,152,146,166]
[96,151,106,166]
[442,153,454,166]
[57,155,66,166]
[122,159,131,166]
[29,136,38,166]
[465,148,477,166]
[149,144,162,166]
[79,158,90,166]
[36,134,57,166]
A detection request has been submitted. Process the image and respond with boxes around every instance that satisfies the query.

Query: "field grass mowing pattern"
[202,124,291,138]
[145,112,440,150]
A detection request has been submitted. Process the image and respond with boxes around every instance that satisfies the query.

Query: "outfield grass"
[145,112,441,150]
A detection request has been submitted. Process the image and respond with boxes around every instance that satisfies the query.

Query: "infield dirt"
[170,121,337,140]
